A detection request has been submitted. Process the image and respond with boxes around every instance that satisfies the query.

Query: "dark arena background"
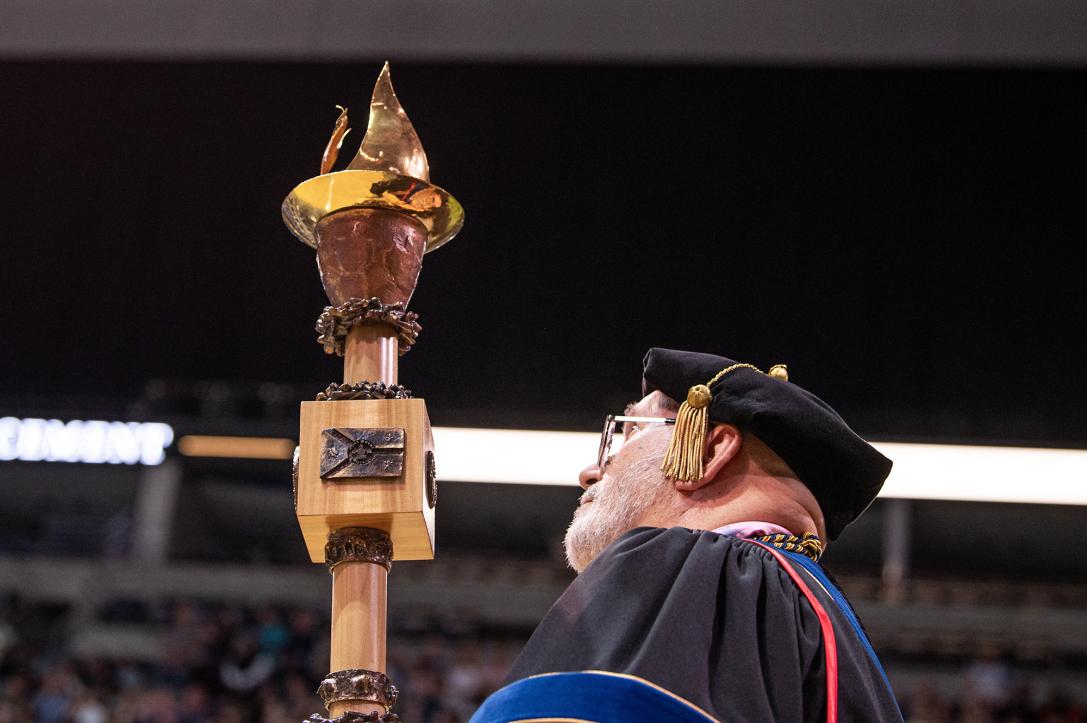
[2,4,1086,722]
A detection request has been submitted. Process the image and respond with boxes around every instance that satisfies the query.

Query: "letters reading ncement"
[0,418,175,465]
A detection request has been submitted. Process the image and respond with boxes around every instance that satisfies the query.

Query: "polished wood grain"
[296,399,435,562]
[328,561,388,717]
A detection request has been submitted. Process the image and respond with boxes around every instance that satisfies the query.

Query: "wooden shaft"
[329,560,388,716]
[344,325,398,385]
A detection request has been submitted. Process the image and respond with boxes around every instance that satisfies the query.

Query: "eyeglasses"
[597,414,676,469]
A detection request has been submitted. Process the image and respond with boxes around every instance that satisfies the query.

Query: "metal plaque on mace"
[320,428,405,479]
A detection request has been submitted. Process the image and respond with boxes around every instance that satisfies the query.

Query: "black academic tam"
[471,528,903,722]
[642,348,893,541]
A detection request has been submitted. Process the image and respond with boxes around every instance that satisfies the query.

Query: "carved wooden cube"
[295,398,435,562]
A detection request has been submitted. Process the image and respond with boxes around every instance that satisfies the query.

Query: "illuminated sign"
[0,417,174,466]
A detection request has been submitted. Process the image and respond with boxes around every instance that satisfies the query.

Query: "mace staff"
[282,63,464,721]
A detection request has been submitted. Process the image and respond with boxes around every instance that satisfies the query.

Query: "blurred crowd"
[0,592,1084,722]
[0,594,518,723]
[901,681,1084,723]
[894,640,1085,722]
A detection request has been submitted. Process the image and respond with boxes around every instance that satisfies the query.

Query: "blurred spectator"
[256,607,290,656]
[32,665,79,722]
[904,678,950,722]
[445,644,484,717]
[69,689,109,723]
[178,683,212,723]
[966,643,1014,708]
[218,633,275,698]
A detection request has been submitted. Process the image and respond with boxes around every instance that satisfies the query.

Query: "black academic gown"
[492,527,902,723]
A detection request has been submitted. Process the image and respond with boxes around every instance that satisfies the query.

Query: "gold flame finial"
[347,62,430,182]
[282,63,463,252]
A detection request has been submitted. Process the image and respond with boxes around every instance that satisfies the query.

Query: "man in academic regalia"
[470,348,903,723]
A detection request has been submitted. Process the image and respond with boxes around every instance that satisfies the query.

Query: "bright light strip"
[872,442,1087,506]
[177,435,296,460]
[432,428,1087,506]
[0,417,174,466]
[433,427,594,485]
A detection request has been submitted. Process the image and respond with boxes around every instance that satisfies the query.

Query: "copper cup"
[315,207,429,307]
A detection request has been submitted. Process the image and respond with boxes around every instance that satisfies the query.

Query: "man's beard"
[564,447,671,572]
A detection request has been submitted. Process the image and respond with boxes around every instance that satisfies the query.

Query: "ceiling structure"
[2,1,1086,66]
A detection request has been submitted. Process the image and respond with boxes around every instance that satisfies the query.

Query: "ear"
[675,424,742,491]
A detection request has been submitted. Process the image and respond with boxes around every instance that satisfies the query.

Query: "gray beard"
[564,448,671,572]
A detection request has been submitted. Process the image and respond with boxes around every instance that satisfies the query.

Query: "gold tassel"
[660,361,789,483]
[661,384,712,482]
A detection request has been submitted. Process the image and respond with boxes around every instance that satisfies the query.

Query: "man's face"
[563,391,677,572]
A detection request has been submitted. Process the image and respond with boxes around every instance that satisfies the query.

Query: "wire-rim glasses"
[597,415,676,469]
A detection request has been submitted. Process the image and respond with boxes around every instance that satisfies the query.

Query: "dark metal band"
[317,669,399,711]
[325,527,393,571]
[425,450,437,509]
[291,446,300,511]
[316,297,421,357]
[306,711,401,723]
[316,381,414,401]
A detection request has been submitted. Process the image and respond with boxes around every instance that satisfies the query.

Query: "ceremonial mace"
[282,63,464,722]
